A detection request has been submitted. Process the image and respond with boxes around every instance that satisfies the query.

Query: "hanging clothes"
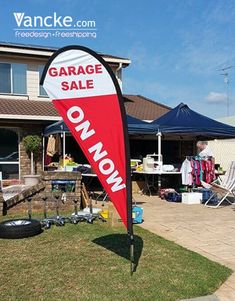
[55,134,62,155]
[205,160,215,183]
[180,158,193,185]
[46,135,56,157]
[181,157,215,186]
[45,154,52,165]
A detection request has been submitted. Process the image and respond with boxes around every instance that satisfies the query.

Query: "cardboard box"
[182,192,202,205]
[132,180,145,194]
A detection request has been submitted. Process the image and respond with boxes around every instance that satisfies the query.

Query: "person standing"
[196,141,214,159]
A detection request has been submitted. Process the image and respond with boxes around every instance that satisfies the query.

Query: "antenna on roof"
[217,65,234,116]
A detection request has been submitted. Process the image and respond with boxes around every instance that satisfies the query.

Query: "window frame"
[38,65,48,97]
[0,62,27,96]
[0,127,20,180]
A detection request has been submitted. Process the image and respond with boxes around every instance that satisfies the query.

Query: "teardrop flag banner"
[40,45,134,273]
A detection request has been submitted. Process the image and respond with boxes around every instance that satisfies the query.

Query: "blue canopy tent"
[43,115,154,169]
[151,103,235,139]
[44,115,154,136]
[151,103,235,168]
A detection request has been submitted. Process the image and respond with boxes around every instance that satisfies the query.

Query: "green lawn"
[0,215,231,301]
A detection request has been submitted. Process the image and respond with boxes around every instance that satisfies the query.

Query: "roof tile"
[0,95,170,121]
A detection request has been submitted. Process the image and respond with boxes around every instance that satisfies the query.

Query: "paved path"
[134,195,235,301]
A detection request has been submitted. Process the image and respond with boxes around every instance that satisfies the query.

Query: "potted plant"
[22,135,41,185]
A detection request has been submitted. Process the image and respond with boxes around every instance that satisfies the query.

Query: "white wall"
[208,139,235,170]
[0,55,123,101]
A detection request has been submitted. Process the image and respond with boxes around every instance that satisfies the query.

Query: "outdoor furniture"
[202,161,235,208]
[81,173,97,197]
[133,170,181,196]
[81,183,101,215]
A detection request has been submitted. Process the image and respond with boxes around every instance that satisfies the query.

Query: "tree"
[22,135,41,175]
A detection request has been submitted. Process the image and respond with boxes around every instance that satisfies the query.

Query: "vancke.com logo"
[13,12,97,39]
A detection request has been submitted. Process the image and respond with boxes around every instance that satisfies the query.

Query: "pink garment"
[205,160,215,184]
[194,160,201,186]
[45,155,52,165]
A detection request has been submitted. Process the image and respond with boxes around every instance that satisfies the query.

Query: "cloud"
[205,92,227,104]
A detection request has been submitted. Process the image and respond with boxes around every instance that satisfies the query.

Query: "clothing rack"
[181,156,215,187]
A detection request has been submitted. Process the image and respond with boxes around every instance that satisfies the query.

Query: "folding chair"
[202,161,235,208]
[81,183,102,215]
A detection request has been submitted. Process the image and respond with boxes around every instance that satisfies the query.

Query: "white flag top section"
[43,49,116,99]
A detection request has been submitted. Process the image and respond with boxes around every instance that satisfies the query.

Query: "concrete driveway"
[135,195,235,301]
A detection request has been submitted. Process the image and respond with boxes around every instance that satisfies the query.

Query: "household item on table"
[143,157,154,172]
[132,206,143,224]
[146,153,163,172]
[136,164,143,171]
[162,165,174,172]
[131,159,142,171]
[77,165,92,174]
[182,192,202,204]
[201,161,235,208]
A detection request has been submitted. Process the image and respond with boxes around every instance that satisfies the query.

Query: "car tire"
[0,219,42,239]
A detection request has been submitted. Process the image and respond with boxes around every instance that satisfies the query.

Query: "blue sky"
[1,0,235,118]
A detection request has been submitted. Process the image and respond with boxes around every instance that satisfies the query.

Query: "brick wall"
[19,126,42,178]
[19,124,44,178]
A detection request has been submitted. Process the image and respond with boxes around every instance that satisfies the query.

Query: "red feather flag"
[40,46,134,272]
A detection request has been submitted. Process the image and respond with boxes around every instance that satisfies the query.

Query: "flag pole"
[130,233,135,275]
[124,118,135,275]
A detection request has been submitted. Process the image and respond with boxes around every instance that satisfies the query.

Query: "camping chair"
[81,183,102,215]
[202,161,235,208]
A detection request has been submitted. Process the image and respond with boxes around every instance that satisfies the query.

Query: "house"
[208,116,235,170]
[0,42,170,180]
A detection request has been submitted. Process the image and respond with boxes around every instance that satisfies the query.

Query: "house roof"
[0,95,170,122]
[0,99,59,121]
[124,95,171,121]
[0,42,131,67]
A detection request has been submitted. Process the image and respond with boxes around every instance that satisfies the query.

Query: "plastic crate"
[182,192,202,204]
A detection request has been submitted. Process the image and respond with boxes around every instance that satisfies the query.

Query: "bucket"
[132,206,143,224]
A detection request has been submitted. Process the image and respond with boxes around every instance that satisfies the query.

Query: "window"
[0,63,27,94]
[0,128,19,179]
[38,65,48,96]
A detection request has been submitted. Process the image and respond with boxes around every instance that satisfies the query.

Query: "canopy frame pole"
[157,131,162,172]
